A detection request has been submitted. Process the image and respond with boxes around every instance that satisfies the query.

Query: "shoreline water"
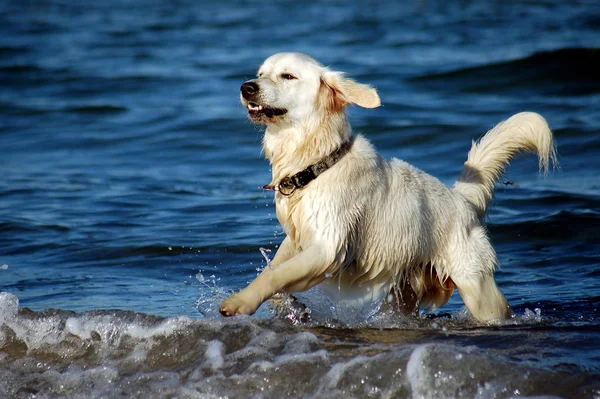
[1,1,599,397]
[1,292,599,398]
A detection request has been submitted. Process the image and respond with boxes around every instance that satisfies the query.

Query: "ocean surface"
[1,0,599,397]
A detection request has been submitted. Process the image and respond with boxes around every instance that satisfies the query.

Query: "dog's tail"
[453,112,557,218]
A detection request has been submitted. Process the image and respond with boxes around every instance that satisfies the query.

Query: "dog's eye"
[280,73,297,80]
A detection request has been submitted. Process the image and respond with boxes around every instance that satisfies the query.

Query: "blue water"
[1,1,599,397]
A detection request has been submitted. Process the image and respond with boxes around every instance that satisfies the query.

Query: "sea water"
[1,1,599,397]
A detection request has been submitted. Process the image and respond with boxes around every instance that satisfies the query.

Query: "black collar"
[264,138,354,196]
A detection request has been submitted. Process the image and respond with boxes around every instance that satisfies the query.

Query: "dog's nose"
[241,81,259,97]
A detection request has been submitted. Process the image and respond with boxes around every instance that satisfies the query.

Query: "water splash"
[194,272,228,319]
[520,308,543,323]
[259,247,273,269]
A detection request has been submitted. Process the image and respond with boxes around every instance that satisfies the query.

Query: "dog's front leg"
[219,245,332,316]
[270,235,298,266]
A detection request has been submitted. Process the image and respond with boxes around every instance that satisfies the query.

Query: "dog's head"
[240,52,380,125]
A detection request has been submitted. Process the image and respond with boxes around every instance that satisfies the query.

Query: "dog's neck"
[263,112,351,185]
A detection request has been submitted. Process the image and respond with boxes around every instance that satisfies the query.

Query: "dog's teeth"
[248,103,263,112]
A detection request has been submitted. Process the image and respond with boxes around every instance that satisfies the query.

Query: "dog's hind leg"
[386,266,456,314]
[447,227,512,322]
[452,273,511,321]
[419,268,456,311]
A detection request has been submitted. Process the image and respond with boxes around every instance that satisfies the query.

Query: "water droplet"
[259,247,273,268]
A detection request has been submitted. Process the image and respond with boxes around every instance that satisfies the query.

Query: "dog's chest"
[274,192,313,246]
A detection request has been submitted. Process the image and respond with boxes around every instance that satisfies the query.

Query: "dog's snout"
[241,81,259,98]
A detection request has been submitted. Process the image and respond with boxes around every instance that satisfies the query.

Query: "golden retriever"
[220,52,556,322]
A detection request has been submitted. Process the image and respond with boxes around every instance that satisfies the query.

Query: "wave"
[0,292,598,398]
[412,47,600,96]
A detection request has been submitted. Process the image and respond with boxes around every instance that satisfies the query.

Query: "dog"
[220,52,556,322]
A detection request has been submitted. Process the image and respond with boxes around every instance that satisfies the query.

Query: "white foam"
[204,339,225,370]
[0,291,198,357]
[282,331,320,354]
[247,329,279,347]
[65,317,85,337]
[407,344,475,399]
[128,344,149,363]
[273,348,329,366]
[247,360,275,373]
[0,293,17,346]
[0,292,68,349]
[0,292,19,323]
[406,344,430,399]
[317,355,371,394]
[125,316,192,339]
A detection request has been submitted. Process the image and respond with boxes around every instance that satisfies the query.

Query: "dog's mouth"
[247,101,287,118]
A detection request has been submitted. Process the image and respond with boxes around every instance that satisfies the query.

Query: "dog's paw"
[219,295,258,317]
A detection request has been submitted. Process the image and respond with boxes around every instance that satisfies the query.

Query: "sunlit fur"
[221,52,557,322]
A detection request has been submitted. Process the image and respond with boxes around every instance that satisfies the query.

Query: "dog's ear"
[319,71,381,111]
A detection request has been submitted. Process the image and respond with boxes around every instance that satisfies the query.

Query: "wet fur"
[221,52,557,321]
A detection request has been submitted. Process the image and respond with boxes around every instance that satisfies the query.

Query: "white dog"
[220,52,556,322]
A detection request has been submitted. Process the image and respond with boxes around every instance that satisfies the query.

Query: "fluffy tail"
[454,112,557,218]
